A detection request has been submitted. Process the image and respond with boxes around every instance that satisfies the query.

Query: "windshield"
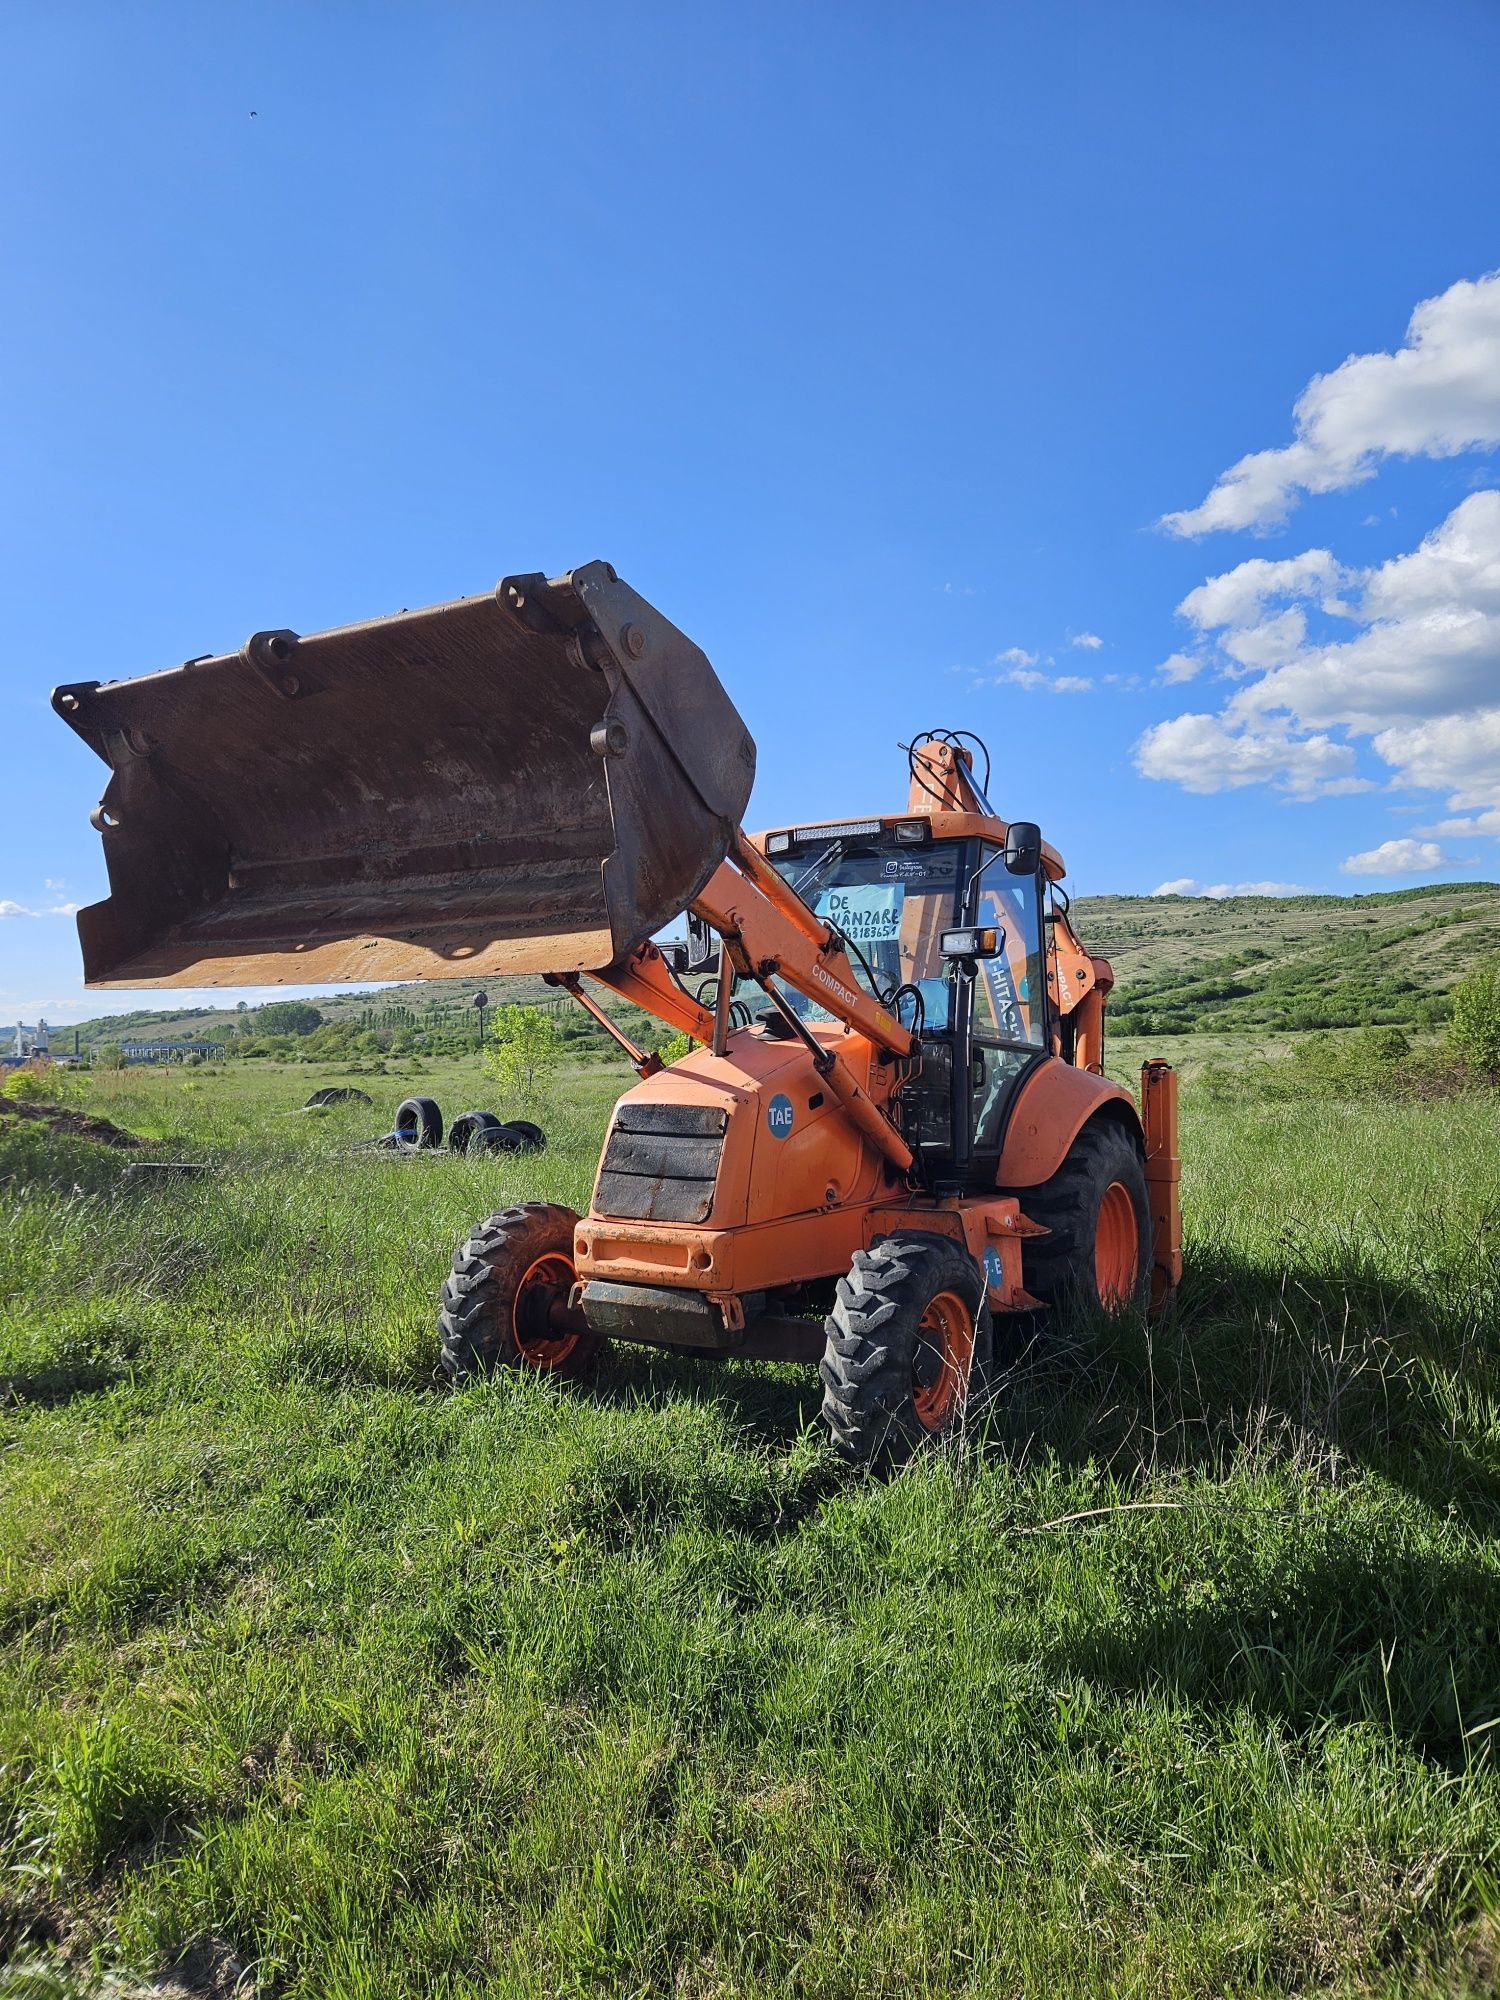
[753,837,963,1028]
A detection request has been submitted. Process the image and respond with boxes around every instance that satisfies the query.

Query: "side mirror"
[1004,820,1042,875]
[940,925,1003,962]
[684,912,719,974]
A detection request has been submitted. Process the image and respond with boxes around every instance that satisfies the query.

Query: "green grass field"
[3,1050,1499,1997]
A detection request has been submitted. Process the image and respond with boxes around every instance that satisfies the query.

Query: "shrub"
[1447,956,1500,1076]
[481,1004,562,1106]
[2,1066,54,1103]
[254,1000,324,1036]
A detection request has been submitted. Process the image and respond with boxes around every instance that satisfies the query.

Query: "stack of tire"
[392,1097,545,1155]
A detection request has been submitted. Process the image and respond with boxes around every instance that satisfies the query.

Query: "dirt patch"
[0,1882,70,1959]
[155,1933,254,1998]
[0,1096,143,1149]
[236,1730,330,1809]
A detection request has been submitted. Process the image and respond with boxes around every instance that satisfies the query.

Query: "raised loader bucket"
[53,563,756,989]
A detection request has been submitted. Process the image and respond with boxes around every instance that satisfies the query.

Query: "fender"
[995,1055,1141,1188]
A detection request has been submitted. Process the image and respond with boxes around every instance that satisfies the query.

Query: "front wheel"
[438,1202,604,1383]
[819,1233,993,1465]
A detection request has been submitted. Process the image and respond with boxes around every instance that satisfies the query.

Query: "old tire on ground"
[448,1109,506,1154]
[438,1201,603,1383]
[1019,1117,1151,1315]
[503,1119,546,1151]
[819,1232,993,1465]
[393,1095,443,1150]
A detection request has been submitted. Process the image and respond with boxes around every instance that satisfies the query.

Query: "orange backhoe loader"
[55,562,1180,1461]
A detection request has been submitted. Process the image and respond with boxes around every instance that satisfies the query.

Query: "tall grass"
[1,1054,1498,1996]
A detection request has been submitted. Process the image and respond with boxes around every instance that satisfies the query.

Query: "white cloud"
[1221,607,1308,672]
[1416,807,1500,840]
[1154,651,1204,684]
[1370,709,1500,811]
[1134,711,1367,797]
[1153,878,1314,898]
[994,646,1038,669]
[1071,631,1103,650]
[1340,838,1447,875]
[0,896,82,919]
[1161,270,1500,535]
[1225,494,1500,737]
[995,667,1092,694]
[1178,549,1350,630]
[44,878,65,892]
[1138,491,1500,829]
[1362,488,1500,617]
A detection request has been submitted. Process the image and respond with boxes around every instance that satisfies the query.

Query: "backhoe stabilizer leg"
[1140,1061,1181,1312]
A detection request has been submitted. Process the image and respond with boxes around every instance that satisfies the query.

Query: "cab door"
[967,857,1048,1160]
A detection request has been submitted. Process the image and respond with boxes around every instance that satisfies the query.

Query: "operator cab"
[727,818,1051,1192]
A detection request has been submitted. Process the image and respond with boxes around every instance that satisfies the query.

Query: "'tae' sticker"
[766,1092,795,1139]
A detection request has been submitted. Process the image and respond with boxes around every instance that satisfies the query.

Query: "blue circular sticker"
[766,1092,795,1139]
[982,1245,1004,1289]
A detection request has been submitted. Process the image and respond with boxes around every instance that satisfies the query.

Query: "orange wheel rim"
[512,1252,580,1368]
[911,1288,975,1432]
[1095,1182,1139,1307]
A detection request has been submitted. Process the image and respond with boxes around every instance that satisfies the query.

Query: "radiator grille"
[594,1100,728,1223]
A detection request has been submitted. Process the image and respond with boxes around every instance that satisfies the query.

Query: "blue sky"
[4,1,1500,1022]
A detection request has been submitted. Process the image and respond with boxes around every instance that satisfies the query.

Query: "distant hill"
[62,974,565,1050]
[59,882,1500,1044]
[1076,881,1500,1034]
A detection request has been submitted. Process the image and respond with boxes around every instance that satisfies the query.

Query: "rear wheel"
[819,1233,993,1464]
[438,1202,603,1382]
[1020,1119,1151,1315]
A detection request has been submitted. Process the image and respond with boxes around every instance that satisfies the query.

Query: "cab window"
[971,866,1046,1048]
[969,858,1046,1155]
[763,838,962,1029]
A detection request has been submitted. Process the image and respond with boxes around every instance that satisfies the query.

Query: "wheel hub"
[911,1287,975,1431]
[513,1252,581,1367]
[1094,1181,1139,1306]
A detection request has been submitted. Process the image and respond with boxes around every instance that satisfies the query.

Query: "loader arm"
[575,831,917,1171]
